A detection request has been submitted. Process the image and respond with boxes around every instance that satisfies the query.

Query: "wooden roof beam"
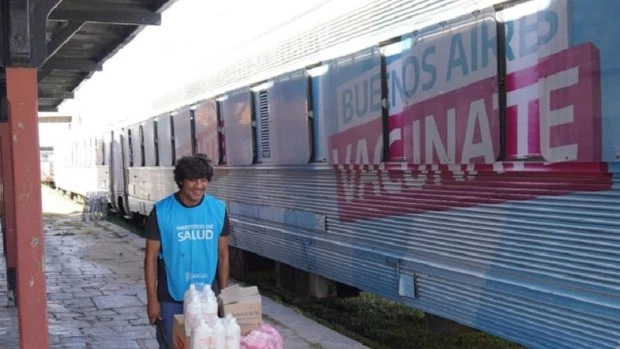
[38,90,74,99]
[48,8,161,26]
[39,105,58,112]
[44,58,102,71]
[45,21,85,64]
[38,115,72,123]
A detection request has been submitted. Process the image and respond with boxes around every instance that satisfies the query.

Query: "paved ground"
[0,186,369,349]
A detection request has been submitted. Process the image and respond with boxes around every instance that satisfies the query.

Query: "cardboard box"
[171,284,262,347]
[173,314,188,349]
[219,284,262,335]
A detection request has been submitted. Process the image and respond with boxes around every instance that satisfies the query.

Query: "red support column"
[5,67,49,349]
[0,123,17,305]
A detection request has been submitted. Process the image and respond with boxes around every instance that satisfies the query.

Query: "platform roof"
[37,0,178,113]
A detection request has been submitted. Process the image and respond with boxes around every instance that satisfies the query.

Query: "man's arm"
[144,208,161,324]
[217,236,230,290]
[144,239,161,306]
[217,210,231,290]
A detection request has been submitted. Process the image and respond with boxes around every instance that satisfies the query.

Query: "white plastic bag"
[240,323,283,349]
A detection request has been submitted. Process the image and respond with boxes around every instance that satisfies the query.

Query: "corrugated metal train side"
[122,161,620,349]
[52,0,620,348]
[206,164,620,349]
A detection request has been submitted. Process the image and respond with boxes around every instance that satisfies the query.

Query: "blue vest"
[155,193,226,301]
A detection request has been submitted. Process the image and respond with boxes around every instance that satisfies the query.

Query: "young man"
[143,154,230,348]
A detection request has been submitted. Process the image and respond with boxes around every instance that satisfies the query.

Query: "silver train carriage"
[53,0,620,348]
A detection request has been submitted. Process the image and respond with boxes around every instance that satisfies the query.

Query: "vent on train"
[259,89,270,159]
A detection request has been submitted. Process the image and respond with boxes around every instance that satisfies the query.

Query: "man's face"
[179,178,208,205]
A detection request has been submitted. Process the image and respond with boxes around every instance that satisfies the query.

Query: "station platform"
[0,186,369,349]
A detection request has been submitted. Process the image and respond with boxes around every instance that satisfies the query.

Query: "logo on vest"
[177,224,215,242]
[185,272,209,282]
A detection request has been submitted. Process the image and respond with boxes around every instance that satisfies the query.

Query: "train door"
[110,129,127,216]
[119,130,131,218]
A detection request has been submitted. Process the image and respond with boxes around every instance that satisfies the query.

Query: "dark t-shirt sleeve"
[221,210,231,237]
[145,207,160,241]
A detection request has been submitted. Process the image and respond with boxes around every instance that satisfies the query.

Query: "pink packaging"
[240,323,283,349]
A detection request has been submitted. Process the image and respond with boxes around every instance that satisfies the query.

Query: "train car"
[39,146,54,185]
[53,129,109,200]
[54,0,620,348]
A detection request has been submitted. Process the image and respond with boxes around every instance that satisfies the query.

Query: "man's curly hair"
[173,153,214,188]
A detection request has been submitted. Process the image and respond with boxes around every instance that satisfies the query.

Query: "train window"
[99,135,105,166]
[103,132,111,166]
[307,64,329,162]
[170,113,176,165]
[190,107,197,155]
[142,119,157,166]
[384,10,501,164]
[499,0,616,163]
[94,137,100,165]
[193,99,221,164]
[221,89,254,166]
[153,120,160,166]
[381,38,409,162]
[139,125,145,166]
[259,71,313,165]
[172,107,193,159]
[130,124,143,167]
[121,131,131,170]
[322,46,384,165]
[156,113,174,167]
[95,138,99,166]
[306,72,316,162]
[216,99,226,164]
[114,130,126,188]
[249,91,259,164]
[126,128,134,167]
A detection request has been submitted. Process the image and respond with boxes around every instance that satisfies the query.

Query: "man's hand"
[147,299,162,325]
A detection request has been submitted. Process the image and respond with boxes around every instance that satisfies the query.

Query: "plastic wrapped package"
[240,323,283,349]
